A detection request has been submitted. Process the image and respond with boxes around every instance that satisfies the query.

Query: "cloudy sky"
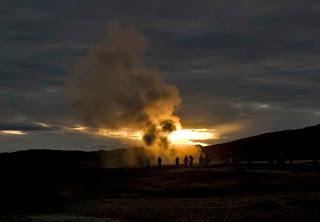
[1,0,320,152]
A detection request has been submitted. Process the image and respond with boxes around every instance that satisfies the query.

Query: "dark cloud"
[0,122,53,131]
[1,0,320,151]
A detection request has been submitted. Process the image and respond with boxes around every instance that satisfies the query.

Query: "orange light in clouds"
[69,125,216,146]
[168,129,216,146]
[68,126,144,140]
[96,128,143,140]
[0,130,26,135]
[69,125,87,132]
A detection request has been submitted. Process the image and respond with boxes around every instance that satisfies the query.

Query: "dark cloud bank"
[1,0,320,151]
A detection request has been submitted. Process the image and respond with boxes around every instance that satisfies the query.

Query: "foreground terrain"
[0,160,319,221]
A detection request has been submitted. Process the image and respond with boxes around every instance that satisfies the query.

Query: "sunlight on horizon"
[69,125,217,146]
[0,130,26,135]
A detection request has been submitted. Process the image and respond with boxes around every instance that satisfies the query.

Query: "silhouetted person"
[175,156,180,168]
[157,156,162,168]
[184,156,188,167]
[204,154,209,167]
[199,154,204,167]
[146,159,150,168]
[189,155,194,167]
[229,152,233,164]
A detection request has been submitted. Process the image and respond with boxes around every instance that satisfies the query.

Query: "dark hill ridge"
[0,147,149,170]
[203,124,320,162]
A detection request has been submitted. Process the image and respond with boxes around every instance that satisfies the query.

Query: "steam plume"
[68,22,181,149]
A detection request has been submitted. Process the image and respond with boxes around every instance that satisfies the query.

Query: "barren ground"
[0,166,319,221]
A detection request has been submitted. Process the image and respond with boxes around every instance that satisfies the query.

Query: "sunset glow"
[69,125,216,146]
[168,129,216,146]
[0,130,26,135]
[96,128,143,140]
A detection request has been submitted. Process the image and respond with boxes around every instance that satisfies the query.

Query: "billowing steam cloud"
[68,22,181,148]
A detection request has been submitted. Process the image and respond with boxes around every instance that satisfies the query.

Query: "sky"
[1,0,320,152]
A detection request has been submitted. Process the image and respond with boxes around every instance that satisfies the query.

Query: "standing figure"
[189,155,194,167]
[146,159,151,168]
[157,156,162,168]
[175,156,180,168]
[184,156,189,167]
[199,154,204,167]
[204,153,209,167]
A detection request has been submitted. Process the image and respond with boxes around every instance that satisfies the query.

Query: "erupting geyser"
[67,21,215,152]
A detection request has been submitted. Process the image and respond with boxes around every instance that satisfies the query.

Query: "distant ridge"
[0,147,148,169]
[203,124,320,161]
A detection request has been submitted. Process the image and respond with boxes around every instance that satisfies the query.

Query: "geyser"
[68,21,181,149]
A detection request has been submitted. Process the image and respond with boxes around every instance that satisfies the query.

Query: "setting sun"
[69,125,216,146]
[168,129,216,146]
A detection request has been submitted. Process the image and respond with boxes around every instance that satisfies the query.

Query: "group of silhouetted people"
[147,154,208,168]
[181,155,194,167]
[174,155,194,167]
[148,153,319,169]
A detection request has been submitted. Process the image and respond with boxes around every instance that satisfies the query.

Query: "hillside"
[203,124,320,162]
[0,147,148,170]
